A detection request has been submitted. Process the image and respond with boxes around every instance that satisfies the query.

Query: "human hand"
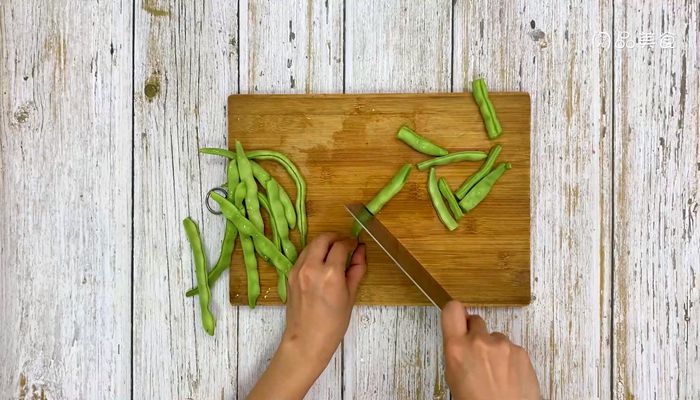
[441,301,540,400]
[247,233,367,400]
[282,233,367,364]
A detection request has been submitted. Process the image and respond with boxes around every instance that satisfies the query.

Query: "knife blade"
[345,203,453,309]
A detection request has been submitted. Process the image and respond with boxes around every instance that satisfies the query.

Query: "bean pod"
[427,168,458,231]
[396,126,448,156]
[416,151,487,171]
[352,163,413,236]
[459,162,512,212]
[183,217,216,335]
[455,144,502,199]
[437,177,464,220]
[472,78,502,140]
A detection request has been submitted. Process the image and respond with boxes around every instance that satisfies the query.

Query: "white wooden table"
[1,1,698,399]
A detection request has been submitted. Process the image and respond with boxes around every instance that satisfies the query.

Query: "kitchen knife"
[345,203,453,309]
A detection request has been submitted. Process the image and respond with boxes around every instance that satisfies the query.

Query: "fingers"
[326,238,358,269]
[304,232,340,263]
[441,300,468,341]
[466,314,488,335]
[346,244,367,300]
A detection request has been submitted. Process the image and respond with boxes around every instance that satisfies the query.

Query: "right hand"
[441,300,540,400]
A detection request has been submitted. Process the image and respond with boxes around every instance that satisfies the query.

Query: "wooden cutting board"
[227,93,530,306]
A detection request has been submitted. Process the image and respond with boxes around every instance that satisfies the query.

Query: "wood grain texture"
[132,0,239,398]
[228,93,531,305]
[0,1,132,398]
[613,2,700,399]
[343,2,452,399]
[236,1,345,399]
[453,1,614,398]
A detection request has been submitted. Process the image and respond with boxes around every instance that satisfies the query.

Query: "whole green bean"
[472,78,502,140]
[265,180,294,304]
[267,180,298,262]
[233,181,259,307]
[199,147,304,239]
[428,168,458,231]
[185,160,240,297]
[257,192,280,251]
[211,192,293,275]
[416,151,488,171]
[396,126,448,156]
[251,161,297,229]
[459,162,512,212]
[246,150,307,247]
[455,144,502,199]
[236,141,265,234]
[182,217,216,335]
[437,177,464,220]
[352,164,413,237]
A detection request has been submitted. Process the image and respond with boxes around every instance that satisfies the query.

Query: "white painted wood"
[236,1,344,399]
[343,2,452,399]
[612,2,700,399]
[132,0,240,398]
[452,1,614,399]
[0,1,132,398]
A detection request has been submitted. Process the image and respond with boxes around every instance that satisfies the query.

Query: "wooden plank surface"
[612,1,700,399]
[235,1,345,399]
[228,93,531,305]
[452,1,614,398]
[342,2,452,399]
[132,0,240,398]
[0,1,133,398]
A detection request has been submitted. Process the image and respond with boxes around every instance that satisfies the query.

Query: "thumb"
[346,243,367,300]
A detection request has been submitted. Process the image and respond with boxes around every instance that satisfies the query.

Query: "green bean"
[199,147,304,240]
[232,181,259,308]
[455,144,502,199]
[235,141,265,233]
[257,192,280,250]
[185,160,240,297]
[459,162,512,212]
[182,217,216,335]
[437,177,464,220]
[251,161,297,229]
[352,164,413,236]
[416,151,488,171]
[200,147,237,159]
[211,192,293,275]
[267,180,298,262]
[473,78,502,140]
[428,168,458,231]
[246,150,307,247]
[396,126,448,156]
[266,180,294,304]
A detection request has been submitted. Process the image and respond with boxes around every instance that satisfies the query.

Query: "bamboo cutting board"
[227,93,530,306]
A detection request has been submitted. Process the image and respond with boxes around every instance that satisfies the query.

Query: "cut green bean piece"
[396,126,448,156]
[211,192,293,275]
[472,78,502,140]
[352,163,413,236]
[455,144,502,199]
[428,168,458,231]
[437,177,464,220]
[459,162,512,212]
[416,151,488,171]
[183,217,216,335]
[185,160,240,298]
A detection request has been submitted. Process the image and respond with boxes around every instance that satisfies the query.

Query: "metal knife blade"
[345,203,452,309]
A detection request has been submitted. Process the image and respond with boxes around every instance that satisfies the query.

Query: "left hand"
[247,233,367,400]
